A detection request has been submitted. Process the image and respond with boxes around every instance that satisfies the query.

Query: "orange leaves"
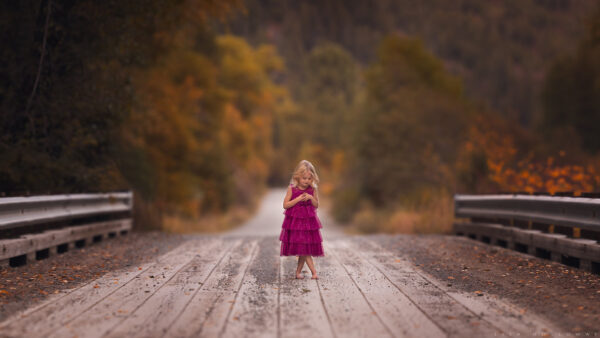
[123,34,286,218]
[459,113,599,194]
[489,160,598,195]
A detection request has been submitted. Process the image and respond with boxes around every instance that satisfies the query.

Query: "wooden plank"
[317,243,392,338]
[360,237,559,335]
[443,291,556,337]
[0,239,195,338]
[221,237,280,338]
[327,240,445,338]
[353,238,549,337]
[103,238,237,338]
[46,239,211,338]
[163,239,258,338]
[279,255,334,338]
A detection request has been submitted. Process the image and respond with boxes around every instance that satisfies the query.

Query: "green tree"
[301,43,360,150]
[348,36,470,207]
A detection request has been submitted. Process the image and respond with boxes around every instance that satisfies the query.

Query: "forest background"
[2,0,600,233]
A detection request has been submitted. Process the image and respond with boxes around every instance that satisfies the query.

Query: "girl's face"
[298,171,313,189]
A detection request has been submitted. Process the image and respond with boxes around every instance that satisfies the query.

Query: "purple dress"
[279,185,324,256]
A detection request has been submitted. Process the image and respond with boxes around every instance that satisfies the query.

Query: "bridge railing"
[0,191,132,231]
[0,192,133,268]
[455,194,600,231]
[454,194,600,273]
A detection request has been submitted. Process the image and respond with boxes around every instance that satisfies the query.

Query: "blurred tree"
[348,36,470,208]
[541,9,600,153]
[227,0,595,128]
[301,43,360,150]
[123,34,286,216]
[0,0,239,196]
[268,43,361,189]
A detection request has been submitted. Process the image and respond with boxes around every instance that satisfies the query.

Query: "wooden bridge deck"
[0,191,558,337]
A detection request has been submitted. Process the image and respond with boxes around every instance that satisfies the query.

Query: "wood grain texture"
[279,255,334,338]
[163,239,258,338]
[326,240,445,338]
[0,190,564,338]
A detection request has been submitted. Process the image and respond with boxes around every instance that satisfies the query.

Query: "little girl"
[280,160,324,279]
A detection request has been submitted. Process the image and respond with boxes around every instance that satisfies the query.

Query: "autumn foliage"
[124,35,287,220]
[460,114,600,196]
[2,1,600,234]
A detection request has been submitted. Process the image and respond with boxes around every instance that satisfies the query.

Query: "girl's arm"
[283,186,305,209]
[309,188,319,208]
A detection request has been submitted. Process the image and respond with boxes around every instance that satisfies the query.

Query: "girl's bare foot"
[311,275,318,280]
[296,273,304,279]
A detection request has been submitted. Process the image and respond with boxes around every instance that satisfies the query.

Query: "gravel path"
[370,234,600,334]
[0,231,189,322]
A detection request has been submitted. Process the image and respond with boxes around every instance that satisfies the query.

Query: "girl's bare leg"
[305,256,318,279]
[296,256,306,279]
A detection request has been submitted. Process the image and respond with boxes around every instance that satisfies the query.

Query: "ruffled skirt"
[279,209,324,256]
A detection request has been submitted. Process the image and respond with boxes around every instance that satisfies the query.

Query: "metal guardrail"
[455,194,600,231]
[0,191,133,268]
[454,194,600,273]
[0,191,132,231]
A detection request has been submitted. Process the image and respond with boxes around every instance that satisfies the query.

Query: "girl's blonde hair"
[290,160,319,188]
